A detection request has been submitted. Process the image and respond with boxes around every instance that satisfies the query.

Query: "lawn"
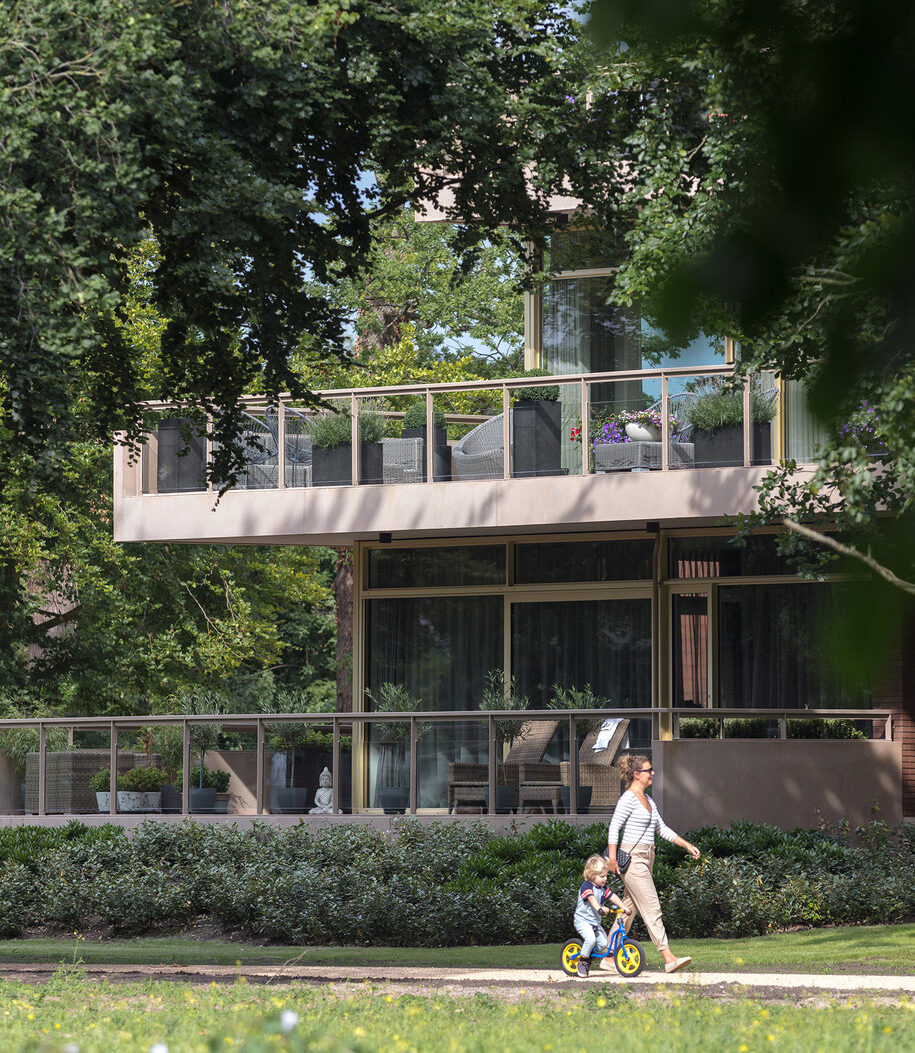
[1,924,913,974]
[0,974,911,1053]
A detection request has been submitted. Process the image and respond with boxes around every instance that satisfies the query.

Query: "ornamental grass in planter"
[512,369,561,478]
[685,378,777,467]
[308,408,384,486]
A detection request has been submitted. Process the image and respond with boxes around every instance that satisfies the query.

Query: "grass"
[0,975,910,1053]
[0,924,912,974]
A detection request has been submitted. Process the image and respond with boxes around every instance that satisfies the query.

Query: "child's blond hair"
[583,854,609,882]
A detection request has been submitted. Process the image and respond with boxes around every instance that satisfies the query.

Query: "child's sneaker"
[576,958,590,978]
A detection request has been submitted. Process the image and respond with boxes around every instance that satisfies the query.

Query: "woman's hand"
[606,850,620,875]
[685,842,701,861]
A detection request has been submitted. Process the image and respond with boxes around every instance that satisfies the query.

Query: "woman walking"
[607,755,700,974]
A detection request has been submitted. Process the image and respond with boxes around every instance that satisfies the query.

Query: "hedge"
[0,817,911,944]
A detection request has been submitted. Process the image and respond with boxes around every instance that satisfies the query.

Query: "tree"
[1,0,584,487]
[581,0,915,671]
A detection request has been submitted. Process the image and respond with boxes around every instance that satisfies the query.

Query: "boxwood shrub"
[0,817,910,944]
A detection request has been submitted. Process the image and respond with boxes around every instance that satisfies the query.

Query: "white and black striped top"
[608,791,678,847]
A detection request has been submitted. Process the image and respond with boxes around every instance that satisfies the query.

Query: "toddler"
[573,853,628,977]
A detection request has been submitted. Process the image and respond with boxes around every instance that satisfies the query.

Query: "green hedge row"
[0,818,912,944]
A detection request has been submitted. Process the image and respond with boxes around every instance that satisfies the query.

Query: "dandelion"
[279,1010,299,1033]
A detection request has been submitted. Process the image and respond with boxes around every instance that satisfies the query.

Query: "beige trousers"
[619,843,669,952]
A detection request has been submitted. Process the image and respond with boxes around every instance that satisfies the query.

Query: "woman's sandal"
[664,956,692,974]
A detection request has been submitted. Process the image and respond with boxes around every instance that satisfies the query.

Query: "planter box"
[117,790,160,813]
[376,786,409,814]
[156,419,207,493]
[401,427,452,481]
[512,400,562,477]
[692,422,772,467]
[312,442,383,486]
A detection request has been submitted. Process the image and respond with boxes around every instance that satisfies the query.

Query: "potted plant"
[364,683,426,813]
[266,721,312,813]
[117,766,168,812]
[309,408,384,486]
[478,670,530,812]
[512,369,562,478]
[89,767,114,813]
[175,764,231,812]
[684,377,777,467]
[401,401,452,481]
[547,683,614,814]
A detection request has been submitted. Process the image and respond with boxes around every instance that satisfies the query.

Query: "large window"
[718,583,870,710]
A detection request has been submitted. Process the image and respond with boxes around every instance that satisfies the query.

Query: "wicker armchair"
[560,761,622,812]
[517,762,562,814]
[452,415,507,480]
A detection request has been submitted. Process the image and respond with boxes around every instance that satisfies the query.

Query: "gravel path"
[0,962,911,1000]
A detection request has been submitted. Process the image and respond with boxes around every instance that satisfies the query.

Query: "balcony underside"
[113,465,811,546]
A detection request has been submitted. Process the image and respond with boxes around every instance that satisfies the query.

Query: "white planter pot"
[96,792,111,812]
[116,790,144,812]
[117,790,161,812]
[625,422,661,442]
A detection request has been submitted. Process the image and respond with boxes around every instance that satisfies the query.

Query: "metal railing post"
[277,400,286,490]
[351,393,359,485]
[569,715,578,816]
[487,715,497,815]
[661,374,670,471]
[502,386,511,480]
[425,390,435,483]
[108,721,117,816]
[332,716,341,814]
[37,723,47,818]
[255,719,264,815]
[580,378,590,475]
[743,376,752,467]
[181,721,191,816]
[409,717,418,814]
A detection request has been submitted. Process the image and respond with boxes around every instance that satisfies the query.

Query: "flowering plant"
[571,409,682,450]
[837,401,887,454]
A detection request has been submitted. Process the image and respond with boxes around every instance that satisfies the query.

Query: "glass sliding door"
[365,596,503,809]
[512,597,653,746]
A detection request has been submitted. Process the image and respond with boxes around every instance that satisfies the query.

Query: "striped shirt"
[608,791,678,847]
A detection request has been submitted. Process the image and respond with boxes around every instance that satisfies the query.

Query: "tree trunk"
[332,547,354,713]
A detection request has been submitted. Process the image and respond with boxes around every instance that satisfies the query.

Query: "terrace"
[0,707,901,833]
[114,364,810,547]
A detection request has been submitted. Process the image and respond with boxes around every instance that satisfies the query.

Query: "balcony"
[0,708,899,832]
[114,366,813,546]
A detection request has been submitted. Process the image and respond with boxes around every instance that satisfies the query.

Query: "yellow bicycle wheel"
[614,938,645,977]
[560,939,582,976]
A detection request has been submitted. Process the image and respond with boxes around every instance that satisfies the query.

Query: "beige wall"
[654,739,903,833]
[115,465,812,546]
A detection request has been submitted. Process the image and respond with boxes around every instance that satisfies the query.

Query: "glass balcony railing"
[135,366,793,496]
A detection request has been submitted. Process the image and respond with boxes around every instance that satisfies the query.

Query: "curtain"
[718,584,870,709]
[366,596,503,807]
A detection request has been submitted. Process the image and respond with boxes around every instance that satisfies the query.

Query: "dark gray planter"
[275,787,309,813]
[692,422,772,468]
[189,787,217,813]
[157,419,207,493]
[560,785,593,814]
[312,442,384,486]
[376,786,408,814]
[512,400,562,477]
[401,427,452,481]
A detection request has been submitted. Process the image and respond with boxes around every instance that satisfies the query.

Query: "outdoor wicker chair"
[452,415,507,480]
[381,437,425,484]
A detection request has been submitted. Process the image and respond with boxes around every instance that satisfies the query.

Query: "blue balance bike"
[560,908,645,977]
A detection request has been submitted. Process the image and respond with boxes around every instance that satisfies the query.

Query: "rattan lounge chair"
[452,415,507,480]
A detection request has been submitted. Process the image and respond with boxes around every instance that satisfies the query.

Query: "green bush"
[0,817,911,944]
[89,768,112,793]
[402,401,447,431]
[513,368,560,402]
[175,765,231,792]
[120,766,168,791]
